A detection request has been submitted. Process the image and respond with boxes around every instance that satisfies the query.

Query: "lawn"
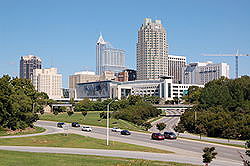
[0,150,199,166]
[0,126,45,136]
[0,133,172,154]
[39,112,146,132]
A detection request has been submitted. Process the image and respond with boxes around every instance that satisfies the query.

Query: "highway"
[35,120,244,166]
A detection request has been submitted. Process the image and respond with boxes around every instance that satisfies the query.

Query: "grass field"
[0,150,198,166]
[0,133,172,154]
[0,126,45,136]
[39,112,146,132]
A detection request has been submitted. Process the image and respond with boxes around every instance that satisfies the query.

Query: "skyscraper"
[96,34,126,75]
[136,18,168,80]
[20,55,42,79]
[168,55,186,83]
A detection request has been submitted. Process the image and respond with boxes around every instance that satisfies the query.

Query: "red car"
[151,133,165,140]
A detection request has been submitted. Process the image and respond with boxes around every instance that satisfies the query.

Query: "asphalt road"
[35,120,245,166]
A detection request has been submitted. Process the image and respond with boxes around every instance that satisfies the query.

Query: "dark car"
[151,133,165,140]
[121,130,131,135]
[57,122,65,128]
[164,132,177,139]
[72,122,80,127]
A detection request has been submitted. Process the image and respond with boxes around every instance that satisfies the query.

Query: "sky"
[0,0,249,88]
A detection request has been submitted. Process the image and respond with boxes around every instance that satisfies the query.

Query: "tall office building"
[168,55,186,83]
[20,55,42,79]
[32,68,62,99]
[136,18,168,80]
[182,62,230,85]
[96,34,126,75]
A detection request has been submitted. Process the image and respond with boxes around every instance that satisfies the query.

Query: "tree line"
[0,75,49,130]
[177,76,250,140]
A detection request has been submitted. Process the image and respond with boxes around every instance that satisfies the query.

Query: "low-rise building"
[182,61,229,85]
[75,77,203,101]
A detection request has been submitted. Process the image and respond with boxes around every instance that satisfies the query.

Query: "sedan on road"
[111,127,122,132]
[57,122,65,128]
[72,122,80,127]
[164,132,177,139]
[120,130,131,135]
[151,133,165,140]
[82,126,92,132]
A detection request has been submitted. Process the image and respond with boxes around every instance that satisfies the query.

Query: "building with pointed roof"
[96,34,126,75]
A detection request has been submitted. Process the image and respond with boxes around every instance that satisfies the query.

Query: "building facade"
[136,18,168,80]
[182,62,230,85]
[115,69,137,82]
[167,55,186,83]
[75,78,203,101]
[32,68,62,99]
[20,55,42,79]
[96,34,126,75]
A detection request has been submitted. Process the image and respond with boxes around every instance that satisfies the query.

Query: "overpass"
[153,104,193,110]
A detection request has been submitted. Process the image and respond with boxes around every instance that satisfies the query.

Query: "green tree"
[244,140,250,166]
[143,122,152,131]
[202,147,217,166]
[156,123,166,132]
[67,110,74,116]
[81,110,88,119]
[196,123,207,139]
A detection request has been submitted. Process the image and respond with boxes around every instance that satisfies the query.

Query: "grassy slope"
[0,150,198,166]
[0,126,45,136]
[0,133,172,154]
[39,112,146,132]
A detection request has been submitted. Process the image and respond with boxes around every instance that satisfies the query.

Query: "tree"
[202,147,217,166]
[81,110,88,119]
[143,122,152,131]
[156,123,166,132]
[67,110,74,116]
[174,123,185,135]
[243,140,250,166]
[196,123,207,139]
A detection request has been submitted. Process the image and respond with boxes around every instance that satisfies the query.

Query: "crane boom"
[203,52,249,79]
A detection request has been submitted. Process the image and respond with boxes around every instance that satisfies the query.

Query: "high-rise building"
[96,34,126,75]
[136,18,168,80]
[182,62,230,85]
[168,55,186,83]
[32,68,62,99]
[20,55,42,79]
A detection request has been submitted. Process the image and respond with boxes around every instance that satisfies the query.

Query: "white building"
[75,78,203,101]
[33,68,62,99]
[167,55,186,83]
[182,61,230,85]
[136,18,168,80]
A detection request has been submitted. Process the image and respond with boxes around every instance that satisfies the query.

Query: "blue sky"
[0,0,249,87]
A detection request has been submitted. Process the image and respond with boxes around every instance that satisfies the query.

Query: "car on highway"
[111,127,122,132]
[164,131,177,139]
[57,122,65,128]
[151,133,165,140]
[71,122,80,127]
[120,130,131,135]
[82,126,92,132]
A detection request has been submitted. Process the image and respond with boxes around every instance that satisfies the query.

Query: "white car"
[111,127,122,132]
[82,126,92,132]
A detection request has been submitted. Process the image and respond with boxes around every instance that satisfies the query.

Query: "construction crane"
[203,50,250,78]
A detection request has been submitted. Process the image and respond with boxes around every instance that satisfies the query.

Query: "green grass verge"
[179,136,245,148]
[0,150,199,166]
[39,112,146,132]
[0,126,45,136]
[0,133,172,154]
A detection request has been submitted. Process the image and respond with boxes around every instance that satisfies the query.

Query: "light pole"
[106,99,116,146]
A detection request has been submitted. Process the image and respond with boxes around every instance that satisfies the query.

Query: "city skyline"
[1,0,250,87]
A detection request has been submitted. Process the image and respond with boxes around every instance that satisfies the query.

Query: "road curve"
[0,146,240,166]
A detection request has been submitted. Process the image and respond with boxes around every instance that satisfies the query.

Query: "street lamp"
[106,99,117,146]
